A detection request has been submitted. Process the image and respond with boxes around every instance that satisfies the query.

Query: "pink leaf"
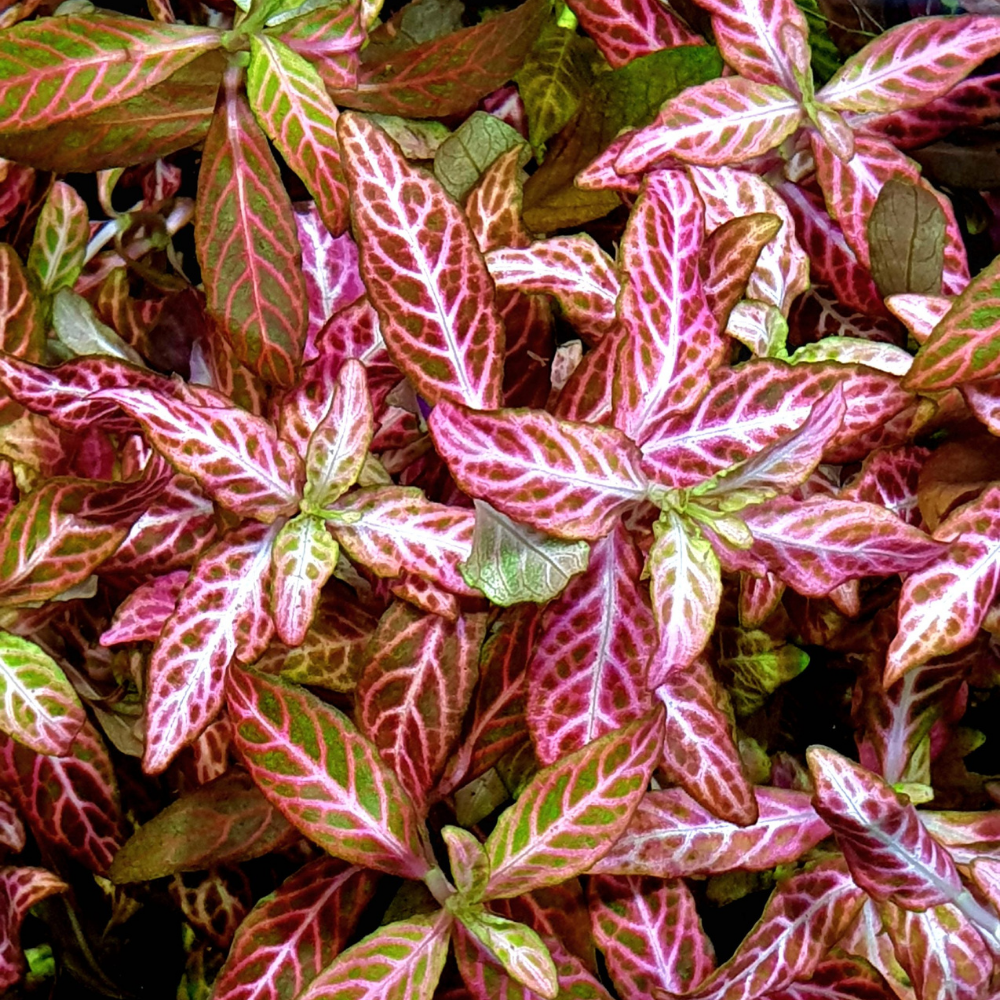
[212,858,379,1000]
[430,401,648,541]
[0,867,67,990]
[483,708,664,899]
[274,0,364,92]
[467,147,532,253]
[527,522,653,766]
[0,722,123,874]
[590,786,829,878]
[94,387,302,522]
[0,800,24,853]
[840,446,928,527]
[613,170,724,439]
[100,569,187,645]
[589,875,715,996]
[227,666,431,879]
[337,112,504,409]
[356,604,484,811]
[763,954,899,1000]
[143,521,278,775]
[817,16,1000,115]
[551,331,619,424]
[806,747,965,910]
[653,657,758,826]
[617,79,802,173]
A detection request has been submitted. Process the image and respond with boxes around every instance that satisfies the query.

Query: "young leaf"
[270,0,365,92]
[143,520,279,775]
[0,245,43,361]
[227,666,431,879]
[270,514,339,647]
[247,35,350,237]
[26,181,88,297]
[483,708,664,900]
[355,604,483,811]
[0,13,221,133]
[298,911,452,1000]
[460,499,590,608]
[590,786,830,878]
[527,522,653,766]
[195,67,308,387]
[443,826,490,902]
[0,867,67,991]
[337,113,504,410]
[212,858,379,1000]
[0,631,84,756]
[430,401,648,542]
[588,875,716,997]
[99,569,188,645]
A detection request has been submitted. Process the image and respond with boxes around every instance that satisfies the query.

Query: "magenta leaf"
[271,0,365,93]
[590,786,829,878]
[142,520,278,775]
[94,386,302,522]
[613,170,723,441]
[430,401,648,542]
[763,954,898,1000]
[0,721,123,874]
[0,630,85,756]
[0,866,67,991]
[211,858,378,1000]
[99,569,188,645]
[270,514,339,647]
[588,875,716,996]
[483,708,664,900]
[840,445,928,527]
[195,67,308,388]
[527,522,653,766]
[337,112,504,410]
[356,603,483,811]
[227,665,431,879]
[658,859,866,1000]
[817,16,1000,115]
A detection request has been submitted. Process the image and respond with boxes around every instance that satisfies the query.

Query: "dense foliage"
[1,0,1000,996]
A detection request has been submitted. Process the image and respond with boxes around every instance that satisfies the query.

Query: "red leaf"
[100,569,187,645]
[0,867,66,990]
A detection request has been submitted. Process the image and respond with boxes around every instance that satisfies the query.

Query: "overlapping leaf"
[26,181,88,297]
[270,514,339,647]
[0,246,42,361]
[0,866,67,990]
[100,569,187,645]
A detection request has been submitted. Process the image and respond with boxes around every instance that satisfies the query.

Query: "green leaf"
[433,110,529,203]
[460,499,590,607]
[51,290,145,365]
[27,182,89,297]
[441,825,490,901]
[717,626,810,717]
[523,44,723,231]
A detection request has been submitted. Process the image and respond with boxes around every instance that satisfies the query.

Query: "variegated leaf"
[0,246,43,362]
[483,708,664,899]
[270,514,339,647]
[589,787,829,878]
[227,666,431,878]
[26,181,88,297]
[143,521,278,775]
[338,112,504,409]
[99,569,187,645]
[0,866,67,990]
[840,446,927,527]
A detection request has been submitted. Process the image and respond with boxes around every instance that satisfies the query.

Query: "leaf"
[817,15,1000,115]
[461,499,590,608]
[453,906,559,999]
[195,67,307,387]
[329,486,477,596]
[0,631,84,756]
[212,858,379,1000]
[227,665,431,878]
[904,251,1000,391]
[270,514,340,647]
[613,170,723,440]
[716,627,809,717]
[617,79,802,172]
[516,23,595,157]
[660,859,866,1000]
[433,110,528,203]
[0,13,221,133]
[653,657,758,826]
[297,912,452,1000]
[430,401,648,542]
[486,236,620,346]
[807,747,966,911]
[143,521,279,775]
[0,867,67,991]
[522,46,724,232]
[356,603,483,810]
[271,0,366,92]
[100,569,188,645]
[327,0,549,117]
[527,522,653,766]
[93,387,302,523]
[26,181,88,297]
[50,290,145,366]
[763,954,899,1000]
[482,708,664,900]
[841,446,928,528]
[338,113,504,410]
[108,770,294,882]
[0,722,123,874]
[0,246,42,361]
[247,35,350,237]
[588,875,716,997]
[867,179,945,298]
